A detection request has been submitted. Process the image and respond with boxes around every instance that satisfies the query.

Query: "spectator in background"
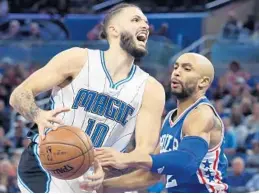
[227,157,253,192]
[213,77,229,100]
[224,61,250,87]
[7,176,19,193]
[16,64,28,80]
[27,22,42,41]
[0,126,12,153]
[0,159,16,192]
[222,11,241,39]
[237,77,251,93]
[223,85,242,108]
[243,15,255,34]
[246,173,259,192]
[240,97,253,117]
[6,115,29,139]
[157,23,169,38]
[2,66,22,94]
[7,149,20,193]
[0,170,7,193]
[246,133,259,167]
[87,23,102,41]
[9,123,26,149]
[251,82,259,101]
[149,24,155,36]
[230,104,248,148]
[245,102,259,133]
[0,57,14,74]
[0,86,8,105]
[0,99,9,133]
[0,0,8,17]
[223,117,237,162]
[148,23,170,41]
[244,102,259,149]
[0,20,21,40]
[214,99,230,118]
[252,22,259,41]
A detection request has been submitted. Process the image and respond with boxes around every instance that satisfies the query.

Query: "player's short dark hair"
[100,3,139,40]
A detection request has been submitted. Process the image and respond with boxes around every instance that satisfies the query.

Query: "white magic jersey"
[51,48,149,151]
[23,49,149,193]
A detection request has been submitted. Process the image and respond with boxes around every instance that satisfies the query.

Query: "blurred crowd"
[0,18,170,42]
[0,20,42,41]
[0,0,225,15]
[0,59,43,193]
[222,11,259,42]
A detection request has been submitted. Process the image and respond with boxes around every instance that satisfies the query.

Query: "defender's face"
[171,59,201,99]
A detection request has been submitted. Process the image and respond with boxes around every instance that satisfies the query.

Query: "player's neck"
[104,46,134,80]
[176,93,205,117]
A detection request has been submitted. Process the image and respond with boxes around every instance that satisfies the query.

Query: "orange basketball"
[39,125,94,180]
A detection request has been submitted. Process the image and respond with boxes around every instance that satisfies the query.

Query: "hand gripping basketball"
[34,107,71,141]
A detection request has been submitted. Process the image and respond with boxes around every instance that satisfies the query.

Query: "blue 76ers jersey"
[160,97,228,193]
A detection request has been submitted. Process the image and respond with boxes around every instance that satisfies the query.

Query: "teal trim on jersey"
[33,144,51,193]
[114,65,136,89]
[32,134,39,142]
[17,171,33,193]
[100,50,136,89]
[100,51,113,88]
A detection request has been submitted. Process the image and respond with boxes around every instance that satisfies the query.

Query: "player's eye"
[132,18,139,22]
[184,68,191,71]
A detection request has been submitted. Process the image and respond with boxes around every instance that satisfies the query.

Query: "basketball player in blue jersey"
[9,3,165,193]
[95,53,229,193]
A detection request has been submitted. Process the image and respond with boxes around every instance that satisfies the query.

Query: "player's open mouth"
[171,79,180,84]
[136,31,148,43]
[171,79,181,88]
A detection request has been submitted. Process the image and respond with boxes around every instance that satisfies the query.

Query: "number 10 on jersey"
[85,118,109,147]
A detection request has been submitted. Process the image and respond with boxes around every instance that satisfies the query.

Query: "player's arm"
[102,144,163,192]
[121,105,215,183]
[95,76,165,168]
[133,76,165,153]
[9,47,87,138]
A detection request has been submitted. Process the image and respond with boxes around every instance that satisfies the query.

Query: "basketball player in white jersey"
[9,3,165,193]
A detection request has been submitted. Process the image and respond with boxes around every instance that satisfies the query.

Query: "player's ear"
[107,25,119,38]
[198,76,210,89]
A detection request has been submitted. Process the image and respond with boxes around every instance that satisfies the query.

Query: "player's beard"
[120,31,147,58]
[171,79,197,100]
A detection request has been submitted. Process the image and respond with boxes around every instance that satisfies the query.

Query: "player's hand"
[79,159,104,192]
[34,107,70,141]
[95,147,129,170]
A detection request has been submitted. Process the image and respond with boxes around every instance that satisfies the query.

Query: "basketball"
[39,125,94,180]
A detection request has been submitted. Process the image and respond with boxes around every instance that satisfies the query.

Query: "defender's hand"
[79,159,105,192]
[95,147,129,170]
